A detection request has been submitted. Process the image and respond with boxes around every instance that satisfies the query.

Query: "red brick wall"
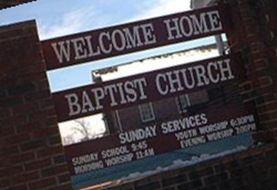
[226,0,277,138]
[0,21,72,190]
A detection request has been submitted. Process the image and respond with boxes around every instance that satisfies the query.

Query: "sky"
[0,0,215,92]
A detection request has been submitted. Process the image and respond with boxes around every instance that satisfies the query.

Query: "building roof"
[93,44,220,82]
[0,0,36,10]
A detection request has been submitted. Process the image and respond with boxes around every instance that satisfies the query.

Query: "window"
[176,94,190,113]
[189,90,209,105]
[139,103,155,122]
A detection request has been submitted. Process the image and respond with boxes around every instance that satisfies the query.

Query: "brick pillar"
[224,0,277,142]
[0,21,72,190]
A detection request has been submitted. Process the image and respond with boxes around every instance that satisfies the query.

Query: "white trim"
[115,110,123,132]
[175,94,190,113]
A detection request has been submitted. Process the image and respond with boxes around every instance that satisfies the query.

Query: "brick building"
[92,44,239,134]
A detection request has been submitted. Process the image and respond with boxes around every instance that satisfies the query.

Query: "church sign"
[53,55,240,122]
[39,4,258,189]
[42,6,229,70]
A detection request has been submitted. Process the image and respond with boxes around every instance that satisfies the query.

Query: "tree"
[62,135,76,145]
[59,115,107,145]
[72,119,91,141]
